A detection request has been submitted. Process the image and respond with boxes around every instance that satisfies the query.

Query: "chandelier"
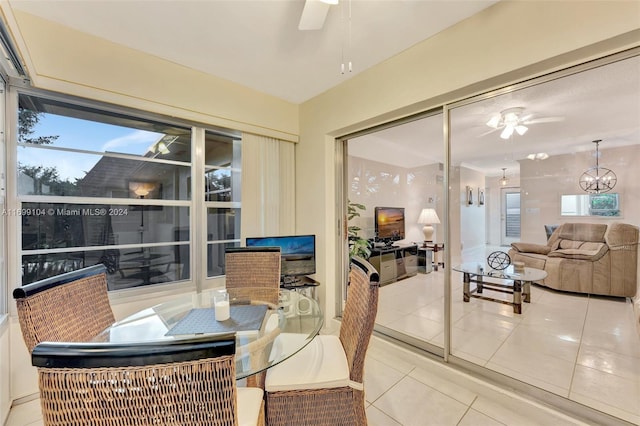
[578,140,617,194]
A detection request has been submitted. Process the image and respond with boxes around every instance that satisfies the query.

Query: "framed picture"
[466,186,473,205]
[478,188,485,206]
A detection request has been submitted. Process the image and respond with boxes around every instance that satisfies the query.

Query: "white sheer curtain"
[241,133,295,239]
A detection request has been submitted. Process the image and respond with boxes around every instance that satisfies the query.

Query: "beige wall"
[297,1,640,320]
[519,145,640,244]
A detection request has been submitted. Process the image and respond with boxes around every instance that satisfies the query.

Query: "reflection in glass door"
[344,111,446,355]
[501,188,520,246]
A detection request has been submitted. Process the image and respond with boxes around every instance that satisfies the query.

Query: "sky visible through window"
[19,113,164,181]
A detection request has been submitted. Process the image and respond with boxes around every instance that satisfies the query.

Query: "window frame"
[7,85,242,297]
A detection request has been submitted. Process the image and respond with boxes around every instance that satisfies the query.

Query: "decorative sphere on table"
[487,251,511,270]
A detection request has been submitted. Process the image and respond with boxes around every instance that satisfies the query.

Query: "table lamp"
[417,208,440,243]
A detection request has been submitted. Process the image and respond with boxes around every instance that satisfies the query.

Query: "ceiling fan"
[483,107,564,139]
[299,0,339,30]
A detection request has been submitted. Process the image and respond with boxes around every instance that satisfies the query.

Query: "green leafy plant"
[348,200,371,260]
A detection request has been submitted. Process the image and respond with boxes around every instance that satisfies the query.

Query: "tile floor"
[5,334,599,426]
[376,268,640,425]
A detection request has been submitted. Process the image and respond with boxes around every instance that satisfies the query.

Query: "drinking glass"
[214,289,230,321]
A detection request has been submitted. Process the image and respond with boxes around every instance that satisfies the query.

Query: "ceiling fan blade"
[523,116,565,125]
[500,126,514,139]
[486,114,501,129]
[299,0,331,30]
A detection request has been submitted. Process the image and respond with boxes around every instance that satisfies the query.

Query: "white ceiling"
[8,0,498,104]
[349,54,640,174]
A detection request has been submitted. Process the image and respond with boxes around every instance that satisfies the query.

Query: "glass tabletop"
[92,288,323,379]
[453,262,548,281]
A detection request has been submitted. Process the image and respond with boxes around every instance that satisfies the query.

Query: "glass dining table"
[92,288,323,379]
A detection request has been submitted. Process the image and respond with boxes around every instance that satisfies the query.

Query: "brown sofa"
[508,222,639,297]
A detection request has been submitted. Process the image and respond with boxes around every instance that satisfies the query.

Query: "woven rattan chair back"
[225,247,281,306]
[341,256,380,384]
[13,264,116,354]
[31,334,265,426]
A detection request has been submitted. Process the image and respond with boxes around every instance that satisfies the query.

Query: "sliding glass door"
[447,53,640,423]
[339,49,639,424]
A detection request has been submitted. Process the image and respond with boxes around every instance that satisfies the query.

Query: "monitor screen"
[245,235,316,277]
[374,207,405,242]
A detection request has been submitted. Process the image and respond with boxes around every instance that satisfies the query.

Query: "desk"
[93,289,323,379]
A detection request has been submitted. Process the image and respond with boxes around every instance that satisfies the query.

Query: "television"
[245,235,316,283]
[374,207,405,244]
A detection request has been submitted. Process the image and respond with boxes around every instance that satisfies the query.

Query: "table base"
[462,273,531,314]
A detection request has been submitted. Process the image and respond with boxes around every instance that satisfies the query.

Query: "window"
[204,131,242,277]
[16,92,242,289]
[560,193,620,217]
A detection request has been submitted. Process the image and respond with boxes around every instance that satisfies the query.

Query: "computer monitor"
[245,235,316,282]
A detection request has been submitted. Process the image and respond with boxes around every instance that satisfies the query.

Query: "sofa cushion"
[510,242,551,255]
[548,242,608,261]
[556,223,607,242]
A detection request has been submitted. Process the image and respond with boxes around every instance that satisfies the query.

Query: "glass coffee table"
[453,262,547,314]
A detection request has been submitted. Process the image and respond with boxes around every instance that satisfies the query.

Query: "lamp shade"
[417,208,440,242]
[417,208,440,225]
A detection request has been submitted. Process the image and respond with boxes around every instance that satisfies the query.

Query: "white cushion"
[237,387,264,426]
[265,334,350,392]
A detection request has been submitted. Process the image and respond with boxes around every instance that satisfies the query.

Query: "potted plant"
[348,200,371,260]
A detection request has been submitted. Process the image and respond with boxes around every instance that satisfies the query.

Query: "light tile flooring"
[5,335,599,426]
[376,269,640,425]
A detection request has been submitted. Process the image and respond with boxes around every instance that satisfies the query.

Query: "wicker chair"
[225,246,281,306]
[13,264,116,354]
[225,246,281,388]
[31,333,265,426]
[264,256,379,426]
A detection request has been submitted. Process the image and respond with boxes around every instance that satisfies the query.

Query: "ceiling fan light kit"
[484,107,563,140]
[579,140,617,194]
[487,107,529,140]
